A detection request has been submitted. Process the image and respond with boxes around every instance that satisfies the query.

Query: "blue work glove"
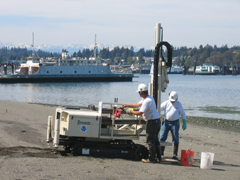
[182,119,187,130]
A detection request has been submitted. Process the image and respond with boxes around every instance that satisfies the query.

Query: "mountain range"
[0,42,146,55]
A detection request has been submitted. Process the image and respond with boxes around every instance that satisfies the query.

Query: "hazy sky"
[0,0,239,49]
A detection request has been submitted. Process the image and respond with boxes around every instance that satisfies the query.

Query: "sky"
[0,0,240,50]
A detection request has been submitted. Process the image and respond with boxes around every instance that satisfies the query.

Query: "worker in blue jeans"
[159,91,187,159]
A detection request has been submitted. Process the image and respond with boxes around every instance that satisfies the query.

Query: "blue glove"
[182,119,187,130]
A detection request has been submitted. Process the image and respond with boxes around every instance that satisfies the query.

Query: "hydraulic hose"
[153,41,172,107]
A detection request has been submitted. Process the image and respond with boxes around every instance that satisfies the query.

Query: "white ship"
[0,49,133,83]
[195,64,220,75]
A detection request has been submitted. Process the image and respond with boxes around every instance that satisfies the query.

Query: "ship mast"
[31,32,35,59]
[94,34,97,59]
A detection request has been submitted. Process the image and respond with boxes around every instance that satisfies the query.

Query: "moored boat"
[0,50,133,83]
[169,66,183,74]
[195,64,220,75]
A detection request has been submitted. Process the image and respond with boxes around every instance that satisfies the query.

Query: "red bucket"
[180,149,195,166]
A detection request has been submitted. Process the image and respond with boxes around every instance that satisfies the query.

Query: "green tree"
[233,53,240,66]
[77,50,82,57]
[198,45,203,54]
[209,51,221,66]
[72,52,77,57]
[114,57,119,63]
[99,47,109,59]
[0,54,3,63]
[198,52,208,65]
[21,52,28,60]
[184,57,192,67]
[126,57,134,65]
[145,49,154,57]
[121,50,128,60]
[129,46,134,57]
[220,45,229,53]
[137,48,145,64]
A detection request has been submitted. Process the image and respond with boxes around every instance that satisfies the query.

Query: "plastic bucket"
[200,152,214,170]
[180,149,195,166]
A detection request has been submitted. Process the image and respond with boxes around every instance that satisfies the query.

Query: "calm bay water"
[0,74,239,120]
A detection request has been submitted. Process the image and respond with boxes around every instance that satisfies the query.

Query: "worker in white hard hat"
[122,83,161,163]
[159,91,186,160]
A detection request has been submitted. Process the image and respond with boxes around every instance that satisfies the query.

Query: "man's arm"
[122,103,143,116]
[129,110,143,116]
[122,103,142,108]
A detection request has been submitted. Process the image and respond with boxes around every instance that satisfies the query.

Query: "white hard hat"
[137,84,148,93]
[169,91,178,101]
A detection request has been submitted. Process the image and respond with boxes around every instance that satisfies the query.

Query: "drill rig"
[46,23,172,160]
[47,102,148,160]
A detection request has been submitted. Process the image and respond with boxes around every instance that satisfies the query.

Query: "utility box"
[57,108,100,138]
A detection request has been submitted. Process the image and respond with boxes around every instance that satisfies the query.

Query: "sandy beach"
[0,100,239,180]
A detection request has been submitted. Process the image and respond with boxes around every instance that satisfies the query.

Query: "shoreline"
[186,116,240,133]
[0,99,239,179]
[2,99,240,133]
[29,101,240,132]
[4,100,240,133]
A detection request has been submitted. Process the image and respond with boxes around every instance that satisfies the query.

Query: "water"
[0,74,239,120]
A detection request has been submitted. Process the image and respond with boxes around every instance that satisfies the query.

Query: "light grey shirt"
[160,100,186,121]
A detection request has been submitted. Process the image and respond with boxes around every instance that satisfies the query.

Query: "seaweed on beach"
[198,106,240,114]
[159,114,240,132]
[186,116,240,132]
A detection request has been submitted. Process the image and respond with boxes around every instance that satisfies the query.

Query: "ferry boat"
[169,66,183,74]
[195,64,220,75]
[150,64,183,74]
[0,49,134,83]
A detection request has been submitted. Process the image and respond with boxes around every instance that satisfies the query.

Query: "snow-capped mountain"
[0,42,145,55]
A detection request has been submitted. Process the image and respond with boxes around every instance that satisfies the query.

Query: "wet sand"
[0,100,239,180]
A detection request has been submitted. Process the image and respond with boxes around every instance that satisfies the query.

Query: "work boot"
[156,145,162,163]
[173,144,179,160]
[161,146,165,156]
[142,147,156,163]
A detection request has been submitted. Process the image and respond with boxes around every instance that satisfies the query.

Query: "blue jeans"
[160,120,179,144]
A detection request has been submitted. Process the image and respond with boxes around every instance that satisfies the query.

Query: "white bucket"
[200,152,214,170]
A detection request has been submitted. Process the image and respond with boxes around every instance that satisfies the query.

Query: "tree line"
[173,45,240,70]
[0,47,61,63]
[72,46,154,64]
[1,45,240,69]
